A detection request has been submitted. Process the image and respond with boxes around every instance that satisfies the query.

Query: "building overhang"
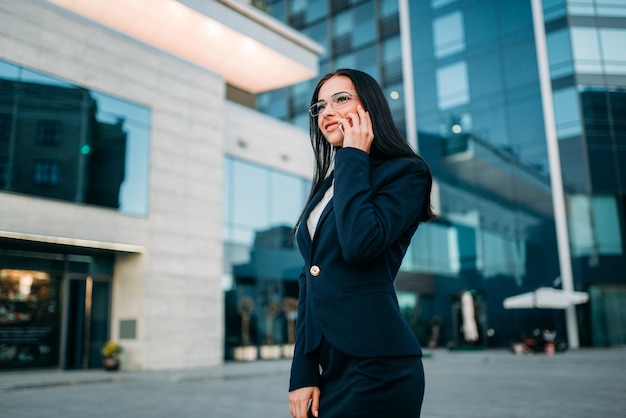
[45,0,323,94]
[0,230,146,254]
[443,136,554,217]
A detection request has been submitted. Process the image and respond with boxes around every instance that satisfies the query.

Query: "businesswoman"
[288,68,436,418]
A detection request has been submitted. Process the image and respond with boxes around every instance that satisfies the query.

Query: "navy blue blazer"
[289,147,429,391]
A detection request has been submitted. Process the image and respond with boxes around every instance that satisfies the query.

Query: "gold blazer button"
[310,265,320,276]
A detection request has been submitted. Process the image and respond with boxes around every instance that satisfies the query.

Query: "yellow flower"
[102,341,123,358]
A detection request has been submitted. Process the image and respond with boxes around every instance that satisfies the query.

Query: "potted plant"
[234,298,258,361]
[102,341,123,371]
[428,316,441,349]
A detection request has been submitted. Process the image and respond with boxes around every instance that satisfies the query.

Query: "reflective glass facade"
[222,156,310,359]
[542,0,626,346]
[0,60,151,217]
[261,0,407,136]
[259,0,626,350]
[411,0,563,348]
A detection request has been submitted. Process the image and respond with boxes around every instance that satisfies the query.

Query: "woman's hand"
[289,386,320,418]
[340,105,374,154]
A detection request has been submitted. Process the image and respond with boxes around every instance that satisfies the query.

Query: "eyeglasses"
[309,92,359,117]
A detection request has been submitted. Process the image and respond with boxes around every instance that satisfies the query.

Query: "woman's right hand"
[340,105,374,154]
[289,386,320,418]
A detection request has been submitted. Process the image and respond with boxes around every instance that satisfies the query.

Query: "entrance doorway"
[1,248,115,370]
[64,276,111,369]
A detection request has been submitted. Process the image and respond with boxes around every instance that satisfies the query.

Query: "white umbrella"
[461,291,479,342]
[503,287,589,309]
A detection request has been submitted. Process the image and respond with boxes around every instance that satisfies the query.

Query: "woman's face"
[315,75,363,147]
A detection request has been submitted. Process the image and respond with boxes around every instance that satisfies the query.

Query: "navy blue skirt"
[309,338,425,418]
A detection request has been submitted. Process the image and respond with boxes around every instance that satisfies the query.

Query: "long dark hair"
[293,68,436,235]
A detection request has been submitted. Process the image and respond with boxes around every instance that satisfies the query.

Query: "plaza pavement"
[1,346,625,417]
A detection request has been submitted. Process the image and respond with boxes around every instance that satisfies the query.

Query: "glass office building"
[255,0,626,350]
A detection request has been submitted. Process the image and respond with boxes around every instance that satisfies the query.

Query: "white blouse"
[307,181,334,239]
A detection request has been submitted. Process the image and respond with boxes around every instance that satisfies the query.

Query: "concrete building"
[0,0,321,371]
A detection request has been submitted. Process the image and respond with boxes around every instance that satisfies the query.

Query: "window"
[595,0,626,17]
[481,230,526,280]
[382,35,402,62]
[567,0,597,15]
[289,0,305,13]
[436,61,470,109]
[33,160,59,185]
[543,0,567,21]
[570,27,626,75]
[222,157,309,246]
[305,0,327,24]
[382,36,402,83]
[352,2,376,48]
[290,81,311,116]
[333,9,352,38]
[600,29,626,75]
[569,194,623,256]
[380,0,399,16]
[553,87,582,139]
[355,45,378,81]
[36,120,62,146]
[331,9,353,56]
[566,0,626,17]
[302,20,329,60]
[0,59,150,215]
[433,11,465,58]
[335,53,356,70]
[402,222,461,274]
[222,157,310,354]
[379,0,400,37]
[592,196,623,255]
[571,27,602,73]
[257,89,288,121]
[431,0,456,9]
[547,29,574,78]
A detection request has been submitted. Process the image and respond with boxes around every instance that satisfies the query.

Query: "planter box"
[282,344,295,358]
[260,345,281,359]
[233,346,257,361]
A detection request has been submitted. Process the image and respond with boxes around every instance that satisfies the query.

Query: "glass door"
[64,276,111,369]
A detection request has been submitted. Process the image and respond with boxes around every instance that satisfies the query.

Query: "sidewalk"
[0,357,293,392]
[421,346,626,418]
[2,347,626,418]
